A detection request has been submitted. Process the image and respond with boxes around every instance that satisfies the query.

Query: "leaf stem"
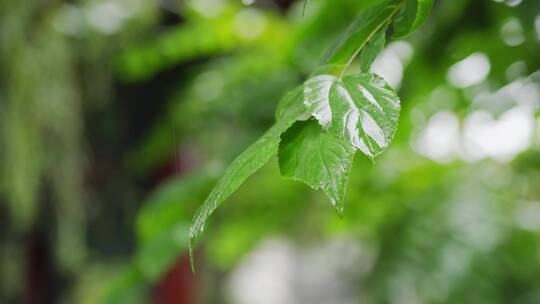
[338,2,404,79]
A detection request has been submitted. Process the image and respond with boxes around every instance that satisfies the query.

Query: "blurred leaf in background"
[1,0,540,303]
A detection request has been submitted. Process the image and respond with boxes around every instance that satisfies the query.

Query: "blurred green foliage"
[1,0,540,303]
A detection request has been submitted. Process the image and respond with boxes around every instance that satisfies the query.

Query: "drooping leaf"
[393,0,434,37]
[188,0,417,270]
[190,87,305,263]
[279,120,355,213]
[329,73,400,158]
[189,130,280,242]
[359,25,387,72]
[275,86,310,122]
[302,73,400,159]
[276,72,399,212]
[324,1,402,67]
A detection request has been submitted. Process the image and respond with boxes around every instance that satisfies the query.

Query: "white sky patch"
[500,17,525,46]
[227,237,367,304]
[371,43,404,89]
[416,75,540,163]
[509,79,540,108]
[472,77,540,116]
[447,53,491,88]
[413,111,460,163]
[370,42,413,89]
[413,107,535,164]
[227,239,295,304]
[462,107,533,162]
[389,41,415,66]
[86,1,131,34]
[492,0,522,7]
[505,0,523,7]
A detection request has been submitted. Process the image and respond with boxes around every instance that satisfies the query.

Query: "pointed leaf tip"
[279,121,355,212]
[190,85,306,268]
[393,0,434,37]
[279,72,400,212]
[189,241,196,274]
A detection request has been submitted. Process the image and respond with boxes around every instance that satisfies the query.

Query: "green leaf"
[303,73,400,159]
[276,72,399,213]
[190,87,305,265]
[188,0,417,268]
[393,0,434,37]
[275,85,310,122]
[330,73,400,158]
[324,1,402,67]
[359,25,387,72]
[279,120,355,213]
[303,75,335,128]
[189,130,280,241]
